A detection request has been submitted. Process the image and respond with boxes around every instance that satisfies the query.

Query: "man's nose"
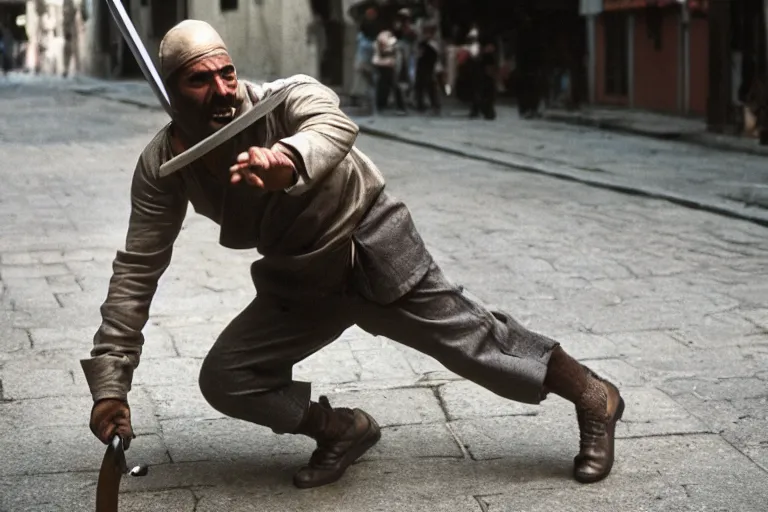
[213,75,229,95]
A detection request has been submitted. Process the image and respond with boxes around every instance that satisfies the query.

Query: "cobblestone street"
[1,78,767,511]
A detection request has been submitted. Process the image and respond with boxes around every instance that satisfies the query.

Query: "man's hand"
[229,145,297,190]
[90,399,135,449]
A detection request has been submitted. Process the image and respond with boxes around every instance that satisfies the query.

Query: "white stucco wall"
[81,0,330,83]
[280,0,315,78]
[188,0,317,81]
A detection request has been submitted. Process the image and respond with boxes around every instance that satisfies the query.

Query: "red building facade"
[590,0,709,115]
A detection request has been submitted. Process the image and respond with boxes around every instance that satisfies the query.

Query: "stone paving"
[0,78,767,511]
[542,106,768,158]
[59,73,768,225]
[354,111,768,227]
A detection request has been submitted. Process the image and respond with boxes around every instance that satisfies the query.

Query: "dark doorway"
[119,0,141,77]
[604,11,628,97]
[152,0,187,38]
[310,0,344,86]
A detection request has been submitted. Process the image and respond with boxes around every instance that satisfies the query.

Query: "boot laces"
[312,396,355,451]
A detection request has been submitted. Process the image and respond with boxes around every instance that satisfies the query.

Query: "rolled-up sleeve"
[274,80,359,196]
[80,158,187,402]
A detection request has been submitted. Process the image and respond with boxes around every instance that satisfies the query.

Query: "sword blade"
[95,436,148,512]
[95,438,122,512]
[102,6,312,177]
[158,86,294,177]
[104,0,173,117]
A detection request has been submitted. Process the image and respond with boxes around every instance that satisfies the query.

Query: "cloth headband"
[159,20,230,81]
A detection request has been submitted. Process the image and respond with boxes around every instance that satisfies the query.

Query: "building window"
[152,1,182,38]
[221,0,238,11]
[604,12,628,97]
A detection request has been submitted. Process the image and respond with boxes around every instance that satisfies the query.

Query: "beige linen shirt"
[80,75,390,403]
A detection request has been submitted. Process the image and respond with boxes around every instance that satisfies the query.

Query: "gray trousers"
[198,260,559,434]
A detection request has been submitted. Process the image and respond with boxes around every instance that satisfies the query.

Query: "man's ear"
[164,71,182,102]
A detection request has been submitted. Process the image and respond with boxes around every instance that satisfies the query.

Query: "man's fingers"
[229,167,264,187]
[229,162,250,174]
[99,422,117,444]
[263,149,282,167]
[229,147,293,189]
[245,172,265,188]
[249,147,269,169]
[116,424,134,450]
[276,152,294,169]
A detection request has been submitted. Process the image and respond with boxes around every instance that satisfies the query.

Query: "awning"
[603,0,687,11]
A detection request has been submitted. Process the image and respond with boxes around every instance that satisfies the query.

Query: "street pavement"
[61,73,768,226]
[354,110,768,227]
[0,76,767,511]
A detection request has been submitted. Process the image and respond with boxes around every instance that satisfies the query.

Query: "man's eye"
[188,73,209,84]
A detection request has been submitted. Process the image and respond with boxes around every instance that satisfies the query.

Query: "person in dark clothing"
[467,28,497,120]
[0,24,14,76]
[516,13,542,118]
[414,23,441,114]
[373,29,406,114]
[359,6,381,41]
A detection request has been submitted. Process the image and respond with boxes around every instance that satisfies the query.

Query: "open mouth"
[211,107,236,124]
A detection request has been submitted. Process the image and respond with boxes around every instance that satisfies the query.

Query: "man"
[350,7,379,110]
[465,27,497,121]
[62,0,81,77]
[515,11,543,119]
[0,23,13,76]
[372,28,406,114]
[82,20,624,490]
[414,23,441,114]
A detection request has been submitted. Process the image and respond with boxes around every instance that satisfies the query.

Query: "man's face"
[170,53,239,140]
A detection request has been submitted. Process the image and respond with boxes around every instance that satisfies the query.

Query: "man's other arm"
[80,158,188,403]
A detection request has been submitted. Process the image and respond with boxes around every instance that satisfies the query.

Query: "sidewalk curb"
[73,88,162,112]
[73,85,768,228]
[543,112,768,159]
[543,112,685,140]
[356,123,768,229]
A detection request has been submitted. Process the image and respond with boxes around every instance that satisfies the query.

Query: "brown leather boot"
[573,369,625,483]
[293,396,381,489]
[544,346,625,484]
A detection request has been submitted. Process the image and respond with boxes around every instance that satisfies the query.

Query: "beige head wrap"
[159,20,230,81]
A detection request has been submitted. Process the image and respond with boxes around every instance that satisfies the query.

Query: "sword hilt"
[110,435,149,477]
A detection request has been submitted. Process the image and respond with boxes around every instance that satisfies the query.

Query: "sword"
[159,87,293,177]
[104,0,297,176]
[96,435,148,512]
[104,0,172,117]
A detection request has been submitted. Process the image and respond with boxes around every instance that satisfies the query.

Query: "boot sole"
[574,396,625,484]
[293,411,382,489]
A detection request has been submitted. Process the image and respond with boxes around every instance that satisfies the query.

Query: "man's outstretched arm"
[272,78,360,195]
[81,157,187,435]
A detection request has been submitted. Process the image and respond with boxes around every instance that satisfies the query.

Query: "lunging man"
[82,21,624,490]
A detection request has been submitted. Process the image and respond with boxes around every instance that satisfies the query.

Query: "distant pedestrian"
[350,7,380,110]
[466,27,497,120]
[0,24,14,76]
[414,23,441,114]
[373,29,406,114]
[516,13,543,119]
[63,0,82,77]
[393,8,416,107]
